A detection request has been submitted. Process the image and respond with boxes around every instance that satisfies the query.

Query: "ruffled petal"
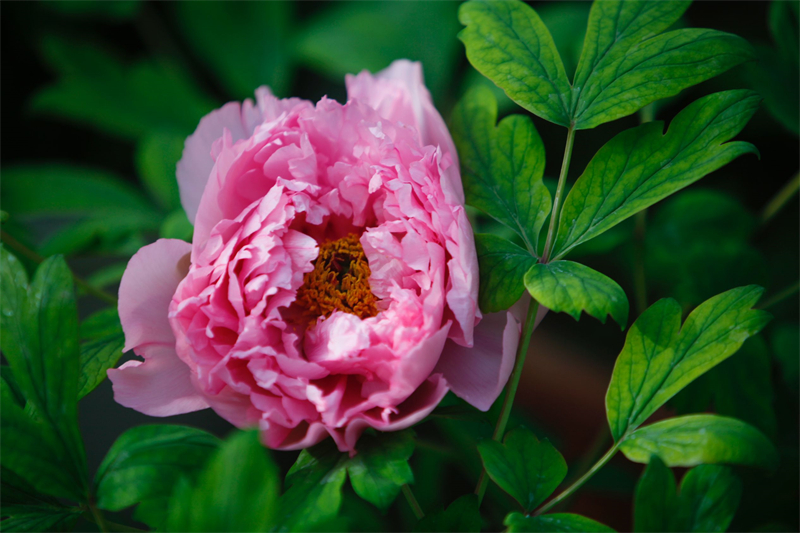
[118,238,192,352]
[108,345,208,416]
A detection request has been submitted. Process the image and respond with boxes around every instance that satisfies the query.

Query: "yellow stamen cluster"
[295,234,378,323]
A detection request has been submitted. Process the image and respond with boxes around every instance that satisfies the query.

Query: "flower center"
[295,233,379,323]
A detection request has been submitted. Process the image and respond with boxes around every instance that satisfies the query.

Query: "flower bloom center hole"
[295,233,379,323]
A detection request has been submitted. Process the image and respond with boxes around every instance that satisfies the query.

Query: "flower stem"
[758,281,800,310]
[0,229,118,305]
[475,299,541,505]
[402,484,425,520]
[542,127,576,263]
[761,171,799,224]
[533,443,620,516]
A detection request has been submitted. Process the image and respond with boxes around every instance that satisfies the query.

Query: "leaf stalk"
[402,484,425,520]
[542,127,576,262]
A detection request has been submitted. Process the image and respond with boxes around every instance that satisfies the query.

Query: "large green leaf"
[571,1,753,129]
[166,430,279,533]
[175,2,293,99]
[135,131,185,212]
[606,286,771,441]
[458,0,572,126]
[94,425,219,512]
[634,456,678,532]
[0,250,87,497]
[414,495,481,533]
[675,464,742,532]
[505,512,615,532]
[620,415,778,469]
[295,1,460,101]
[0,505,81,532]
[32,35,216,140]
[346,430,415,511]
[477,428,567,512]
[450,86,551,255]
[77,332,124,399]
[524,260,628,328]
[552,90,760,259]
[474,234,537,313]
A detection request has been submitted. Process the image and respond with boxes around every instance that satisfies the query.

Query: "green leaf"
[95,425,219,513]
[458,0,572,126]
[0,505,81,532]
[166,430,278,533]
[769,0,799,65]
[450,86,552,255]
[505,512,615,532]
[79,308,122,341]
[414,495,481,533]
[675,465,742,532]
[477,427,567,512]
[77,333,125,399]
[606,285,771,441]
[136,131,184,211]
[0,251,88,497]
[277,440,348,532]
[176,2,293,99]
[160,209,194,241]
[32,35,216,140]
[571,1,754,129]
[85,263,127,292]
[552,90,760,259]
[633,456,678,532]
[1,366,26,408]
[294,1,460,101]
[346,430,415,511]
[524,260,628,328]
[0,466,60,508]
[475,234,537,313]
[619,414,778,470]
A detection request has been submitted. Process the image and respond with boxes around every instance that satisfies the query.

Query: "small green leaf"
[552,90,760,259]
[458,0,572,127]
[478,427,567,512]
[414,495,481,533]
[619,414,778,470]
[675,465,742,532]
[606,286,771,441]
[77,332,124,399]
[278,440,348,532]
[95,425,219,513]
[524,260,628,328]
[175,2,293,99]
[0,505,81,532]
[451,86,552,255]
[634,456,678,532]
[505,512,615,532]
[166,430,279,533]
[475,234,537,313]
[346,430,415,511]
[136,131,184,211]
[571,1,754,128]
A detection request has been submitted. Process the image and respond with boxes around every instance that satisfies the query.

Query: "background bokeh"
[2,1,797,531]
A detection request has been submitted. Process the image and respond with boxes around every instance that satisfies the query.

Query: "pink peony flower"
[109,60,524,452]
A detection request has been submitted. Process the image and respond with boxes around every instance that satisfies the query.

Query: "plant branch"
[475,299,541,504]
[761,171,799,224]
[542,127,576,262]
[533,443,620,516]
[0,229,118,305]
[402,484,425,520]
[758,281,800,310]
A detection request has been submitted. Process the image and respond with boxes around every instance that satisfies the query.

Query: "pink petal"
[108,345,208,416]
[434,310,521,412]
[345,59,464,204]
[118,238,192,352]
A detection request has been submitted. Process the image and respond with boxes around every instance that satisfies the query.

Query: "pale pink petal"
[434,310,522,412]
[119,238,192,352]
[365,374,449,432]
[108,345,208,416]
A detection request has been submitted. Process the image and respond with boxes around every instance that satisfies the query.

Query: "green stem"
[83,510,144,532]
[402,484,425,520]
[475,299,541,504]
[761,171,799,224]
[88,503,110,533]
[542,128,576,263]
[758,281,800,310]
[1,229,118,305]
[533,443,620,516]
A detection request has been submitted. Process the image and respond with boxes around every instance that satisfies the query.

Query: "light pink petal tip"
[111,238,208,416]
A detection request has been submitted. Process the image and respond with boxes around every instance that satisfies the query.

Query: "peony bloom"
[109,60,524,452]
